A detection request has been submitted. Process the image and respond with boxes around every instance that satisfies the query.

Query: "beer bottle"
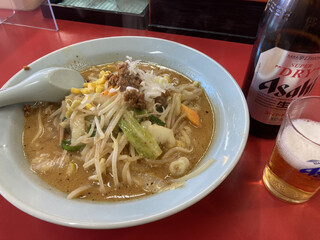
[242,0,320,138]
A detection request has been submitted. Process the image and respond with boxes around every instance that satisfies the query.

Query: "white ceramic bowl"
[0,37,249,229]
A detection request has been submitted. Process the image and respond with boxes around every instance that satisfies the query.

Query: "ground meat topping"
[106,62,142,91]
[123,90,146,110]
[105,62,147,109]
[105,73,118,87]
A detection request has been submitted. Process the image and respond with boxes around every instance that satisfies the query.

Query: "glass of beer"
[263,96,320,203]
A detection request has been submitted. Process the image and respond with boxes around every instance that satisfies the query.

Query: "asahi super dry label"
[247,47,320,125]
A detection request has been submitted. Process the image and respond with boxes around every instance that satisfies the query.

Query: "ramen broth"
[23,62,214,201]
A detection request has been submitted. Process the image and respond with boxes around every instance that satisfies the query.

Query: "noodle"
[172,113,187,133]
[111,134,119,187]
[94,116,105,139]
[162,147,193,160]
[67,185,92,200]
[31,109,44,143]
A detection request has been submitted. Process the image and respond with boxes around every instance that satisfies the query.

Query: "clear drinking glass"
[263,96,320,203]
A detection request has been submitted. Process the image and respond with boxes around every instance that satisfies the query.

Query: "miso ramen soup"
[23,58,214,201]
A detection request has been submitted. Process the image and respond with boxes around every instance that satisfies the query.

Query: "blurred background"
[0,0,268,43]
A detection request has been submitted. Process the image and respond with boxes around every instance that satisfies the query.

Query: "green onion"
[118,111,162,160]
[149,115,165,126]
[133,108,148,115]
[61,139,85,152]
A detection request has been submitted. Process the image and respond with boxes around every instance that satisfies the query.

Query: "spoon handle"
[0,67,84,108]
[0,85,29,107]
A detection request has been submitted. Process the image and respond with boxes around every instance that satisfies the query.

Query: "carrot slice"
[102,86,118,97]
[181,104,201,127]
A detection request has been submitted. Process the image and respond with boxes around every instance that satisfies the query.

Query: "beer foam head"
[277,119,320,170]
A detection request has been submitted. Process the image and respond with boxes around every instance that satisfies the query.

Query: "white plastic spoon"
[0,67,84,107]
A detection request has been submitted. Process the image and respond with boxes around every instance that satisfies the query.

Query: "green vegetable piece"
[149,115,165,126]
[133,108,148,115]
[61,139,85,152]
[118,111,162,160]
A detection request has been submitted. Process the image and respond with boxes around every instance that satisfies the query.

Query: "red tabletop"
[0,19,319,240]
